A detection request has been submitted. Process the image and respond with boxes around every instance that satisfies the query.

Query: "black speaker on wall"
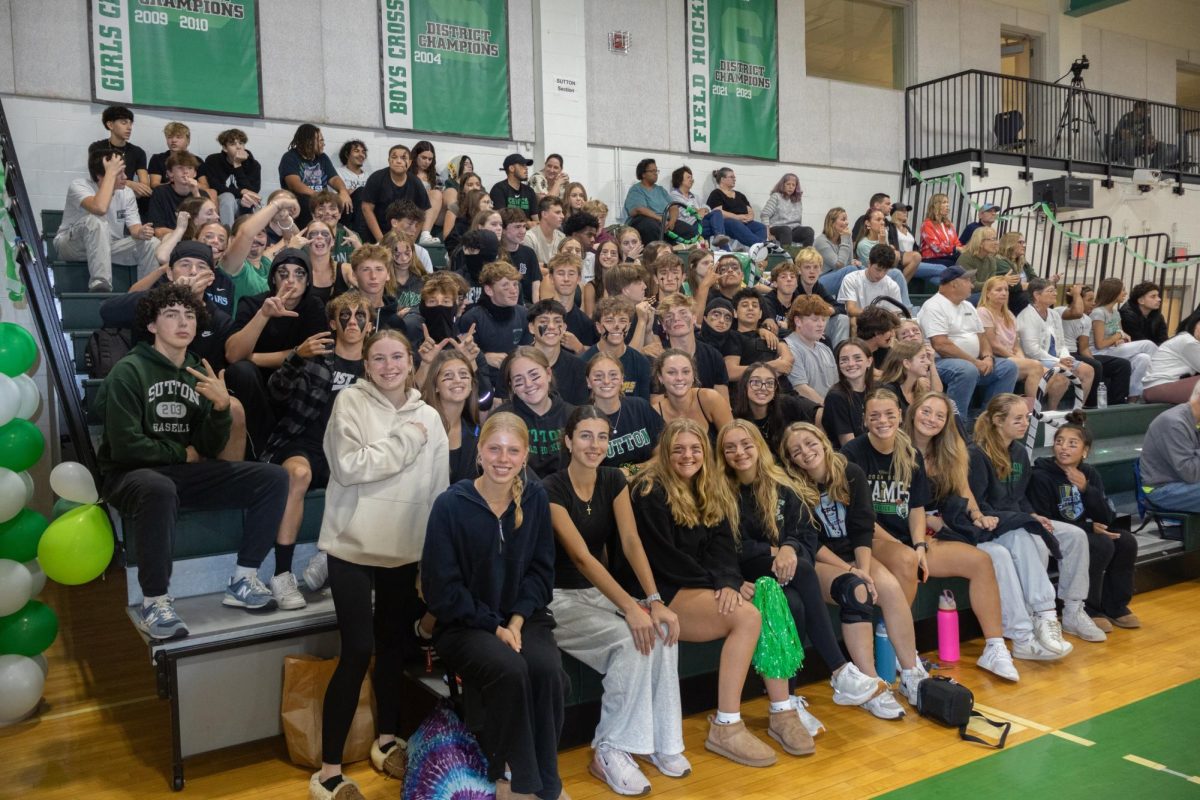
[1032,176,1093,210]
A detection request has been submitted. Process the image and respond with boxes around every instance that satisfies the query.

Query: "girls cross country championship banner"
[379,0,511,139]
[687,0,779,161]
[90,0,263,117]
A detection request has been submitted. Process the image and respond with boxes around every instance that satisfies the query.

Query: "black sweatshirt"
[493,393,575,479]
[1027,457,1114,531]
[421,478,554,633]
[967,441,1061,557]
[735,483,819,565]
[630,482,741,600]
[813,462,876,561]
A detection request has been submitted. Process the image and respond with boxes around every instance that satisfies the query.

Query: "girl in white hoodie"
[310,330,449,800]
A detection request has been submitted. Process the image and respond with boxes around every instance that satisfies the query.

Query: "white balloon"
[0,559,33,616]
[32,653,48,676]
[0,655,45,722]
[0,469,24,524]
[17,471,34,506]
[13,375,39,421]
[49,462,99,505]
[23,559,46,596]
[0,374,17,427]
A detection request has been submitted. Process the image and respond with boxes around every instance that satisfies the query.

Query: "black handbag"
[916,676,1011,748]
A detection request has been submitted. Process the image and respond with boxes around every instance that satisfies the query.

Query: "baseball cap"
[891,204,912,213]
[501,153,534,170]
[981,203,1001,213]
[170,241,213,268]
[939,265,975,284]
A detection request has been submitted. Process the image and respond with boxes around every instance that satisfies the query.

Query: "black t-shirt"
[706,189,752,216]
[394,272,424,310]
[760,292,797,330]
[840,435,931,544]
[294,355,363,454]
[872,346,890,370]
[545,466,628,590]
[361,170,431,237]
[148,151,207,181]
[507,244,542,304]
[233,292,328,356]
[146,184,193,229]
[564,305,598,349]
[822,385,866,445]
[692,340,730,389]
[551,350,590,405]
[489,180,539,215]
[89,139,148,181]
[604,396,663,470]
[448,417,480,484]
[746,394,820,453]
[581,345,651,400]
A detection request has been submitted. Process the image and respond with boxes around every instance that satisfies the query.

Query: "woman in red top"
[919,193,961,266]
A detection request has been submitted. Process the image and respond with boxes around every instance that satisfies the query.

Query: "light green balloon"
[36,504,114,586]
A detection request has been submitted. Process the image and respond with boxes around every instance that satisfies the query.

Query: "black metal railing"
[905,69,1200,180]
[0,97,97,475]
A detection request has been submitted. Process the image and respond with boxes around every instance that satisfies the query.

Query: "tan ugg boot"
[704,716,778,767]
[768,708,816,756]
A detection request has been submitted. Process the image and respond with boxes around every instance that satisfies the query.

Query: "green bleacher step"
[1033,434,1143,493]
[60,292,116,330]
[53,261,135,293]
[83,378,101,423]
[69,331,91,373]
[425,242,447,268]
[41,209,63,237]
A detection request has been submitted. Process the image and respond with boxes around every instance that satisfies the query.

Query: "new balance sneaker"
[976,640,1021,680]
[270,572,307,610]
[223,574,276,610]
[303,551,329,591]
[589,745,651,796]
[1012,637,1066,661]
[861,688,906,720]
[793,695,826,737]
[1062,605,1107,642]
[640,750,691,778]
[418,231,441,246]
[1033,615,1073,655]
[137,596,188,640]
[830,662,883,706]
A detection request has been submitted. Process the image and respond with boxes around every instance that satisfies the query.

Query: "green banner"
[90,1,262,116]
[380,0,510,139]
[687,0,779,160]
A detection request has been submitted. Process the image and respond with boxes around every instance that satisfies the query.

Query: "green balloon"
[0,323,37,378]
[52,498,84,519]
[0,419,44,472]
[0,509,48,563]
[37,504,114,586]
[0,599,57,656]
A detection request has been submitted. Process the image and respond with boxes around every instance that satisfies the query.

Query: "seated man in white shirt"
[838,243,905,337]
[55,147,160,292]
[1016,278,1094,410]
[917,265,1017,421]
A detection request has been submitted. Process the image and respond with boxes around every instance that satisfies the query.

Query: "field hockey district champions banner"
[687,0,779,160]
[91,0,262,116]
[380,0,511,139]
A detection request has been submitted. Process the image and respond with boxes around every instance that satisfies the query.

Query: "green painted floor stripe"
[876,680,1200,799]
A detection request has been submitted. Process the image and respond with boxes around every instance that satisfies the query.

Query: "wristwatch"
[915,542,929,551]
[638,593,662,608]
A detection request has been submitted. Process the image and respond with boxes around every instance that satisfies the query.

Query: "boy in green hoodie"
[98,283,289,640]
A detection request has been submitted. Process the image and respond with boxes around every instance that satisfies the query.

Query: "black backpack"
[84,327,132,378]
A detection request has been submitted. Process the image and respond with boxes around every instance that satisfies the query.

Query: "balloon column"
[0,322,115,725]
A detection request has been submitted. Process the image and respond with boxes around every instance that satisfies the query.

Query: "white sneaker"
[861,688,906,720]
[1012,637,1066,661]
[898,668,925,705]
[303,552,329,591]
[1062,605,1107,642]
[418,231,441,245]
[641,750,691,778]
[831,662,883,706]
[976,641,1021,681]
[589,745,650,796]
[792,695,826,737]
[270,572,307,610]
[1033,615,1072,655]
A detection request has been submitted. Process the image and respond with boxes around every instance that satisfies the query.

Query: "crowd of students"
[75,106,1200,800]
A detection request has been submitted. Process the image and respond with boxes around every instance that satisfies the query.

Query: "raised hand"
[185,359,230,411]
[295,331,334,358]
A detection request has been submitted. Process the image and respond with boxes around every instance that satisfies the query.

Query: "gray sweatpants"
[549,587,684,755]
[54,214,160,283]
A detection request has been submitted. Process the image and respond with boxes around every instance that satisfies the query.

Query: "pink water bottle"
[937,590,960,662]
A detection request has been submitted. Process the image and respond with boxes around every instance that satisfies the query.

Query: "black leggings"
[1086,527,1137,619]
[741,554,847,673]
[321,556,421,765]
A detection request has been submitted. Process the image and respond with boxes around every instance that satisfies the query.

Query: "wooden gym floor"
[2,574,1198,799]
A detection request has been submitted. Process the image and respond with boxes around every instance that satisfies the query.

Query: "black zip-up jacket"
[967,441,1062,558]
[735,483,818,565]
[1027,456,1114,531]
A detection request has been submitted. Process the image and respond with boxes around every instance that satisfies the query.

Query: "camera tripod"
[1053,74,1106,161]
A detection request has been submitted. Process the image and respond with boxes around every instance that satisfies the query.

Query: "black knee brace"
[830,572,874,625]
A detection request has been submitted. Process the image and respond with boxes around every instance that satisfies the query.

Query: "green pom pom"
[750,576,805,679]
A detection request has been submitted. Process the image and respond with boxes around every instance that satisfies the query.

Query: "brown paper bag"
[281,654,377,768]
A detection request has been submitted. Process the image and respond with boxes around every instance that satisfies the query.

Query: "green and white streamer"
[0,161,24,303]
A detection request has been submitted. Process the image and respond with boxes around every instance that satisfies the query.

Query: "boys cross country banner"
[90,0,263,117]
[686,0,779,161]
[379,0,511,139]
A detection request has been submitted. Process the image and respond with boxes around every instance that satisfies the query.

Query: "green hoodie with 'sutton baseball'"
[96,342,232,475]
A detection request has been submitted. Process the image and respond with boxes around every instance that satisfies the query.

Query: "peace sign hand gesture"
[185,359,230,412]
